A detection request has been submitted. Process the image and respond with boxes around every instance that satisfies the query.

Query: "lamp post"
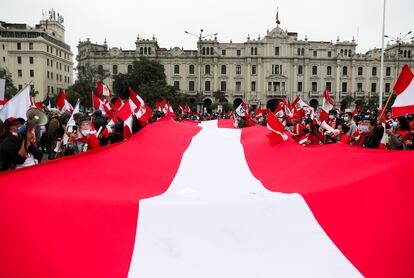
[384,31,413,79]
[184,29,217,113]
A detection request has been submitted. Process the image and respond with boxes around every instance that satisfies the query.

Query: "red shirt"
[338,133,350,144]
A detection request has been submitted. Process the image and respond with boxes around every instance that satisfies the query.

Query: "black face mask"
[303,128,310,134]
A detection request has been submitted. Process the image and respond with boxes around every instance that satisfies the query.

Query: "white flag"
[0,85,31,121]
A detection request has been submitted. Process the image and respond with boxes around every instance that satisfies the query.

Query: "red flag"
[56,89,73,113]
[391,64,414,117]
[320,89,334,123]
[117,100,133,139]
[266,111,288,144]
[96,82,112,97]
[113,97,123,111]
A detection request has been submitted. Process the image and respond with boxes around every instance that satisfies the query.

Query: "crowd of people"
[243,106,414,150]
[0,101,412,172]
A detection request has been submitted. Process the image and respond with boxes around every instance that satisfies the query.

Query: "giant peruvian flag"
[0,119,413,277]
[392,64,414,117]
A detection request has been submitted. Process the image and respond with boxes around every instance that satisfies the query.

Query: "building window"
[189,64,195,74]
[2,44,4,50]
[17,42,21,50]
[313,50,317,57]
[343,66,348,76]
[173,81,180,91]
[98,65,103,75]
[205,80,211,91]
[47,71,49,79]
[140,47,143,54]
[386,67,391,76]
[301,48,305,56]
[128,65,133,73]
[312,65,318,75]
[357,83,363,92]
[342,82,347,92]
[298,82,303,92]
[222,49,226,55]
[385,83,390,93]
[272,64,282,75]
[236,65,241,75]
[17,56,21,64]
[3,57,5,63]
[189,81,195,91]
[221,81,227,92]
[251,81,256,92]
[29,42,33,50]
[113,65,118,75]
[18,70,22,77]
[348,49,352,57]
[29,56,34,64]
[252,65,257,75]
[210,47,214,55]
[251,47,254,55]
[328,51,332,57]
[205,65,211,75]
[148,47,152,55]
[326,66,332,75]
[236,82,241,92]
[372,67,377,76]
[202,47,206,55]
[221,65,227,75]
[298,65,303,75]
[325,82,331,92]
[254,47,258,55]
[311,82,318,92]
[174,65,180,74]
[30,70,34,78]
[206,48,210,55]
[371,83,377,93]
[51,72,53,79]
[275,47,279,56]
[237,49,241,56]
[358,67,363,76]
[297,48,301,56]
[19,85,23,90]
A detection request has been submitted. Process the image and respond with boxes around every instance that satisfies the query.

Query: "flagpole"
[379,0,386,110]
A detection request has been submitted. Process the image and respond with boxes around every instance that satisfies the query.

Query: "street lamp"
[184,29,218,113]
[384,31,413,78]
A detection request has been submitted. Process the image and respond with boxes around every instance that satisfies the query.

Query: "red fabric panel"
[0,119,200,277]
[217,119,236,129]
[392,104,414,118]
[393,65,414,95]
[240,125,414,278]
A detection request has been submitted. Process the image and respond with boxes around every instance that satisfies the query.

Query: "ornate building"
[77,23,413,110]
[0,10,73,101]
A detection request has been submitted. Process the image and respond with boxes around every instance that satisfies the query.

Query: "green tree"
[0,68,18,99]
[112,58,175,105]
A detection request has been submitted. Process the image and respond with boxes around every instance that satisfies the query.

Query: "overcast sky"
[2,0,413,56]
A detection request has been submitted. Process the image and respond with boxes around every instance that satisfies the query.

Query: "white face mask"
[343,117,349,122]
[11,131,18,137]
[80,129,90,136]
[329,115,335,120]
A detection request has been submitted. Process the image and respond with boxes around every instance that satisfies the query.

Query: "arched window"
[236,65,241,75]
[404,50,407,58]
[112,65,118,75]
[221,65,226,75]
[210,47,214,55]
[301,48,305,56]
[205,65,211,74]
[148,47,152,55]
[348,49,352,57]
[254,47,258,55]
[312,65,318,75]
[128,64,133,73]
[140,47,143,54]
[174,65,180,74]
[189,64,195,74]
[252,65,257,75]
[326,66,332,75]
[343,66,348,76]
[202,47,206,55]
[144,47,147,55]
[206,47,210,55]
[344,49,348,56]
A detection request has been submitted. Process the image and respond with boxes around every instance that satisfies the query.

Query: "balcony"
[233,90,245,97]
[340,91,349,98]
[267,91,287,97]
[203,91,212,96]
[184,90,198,96]
[355,90,365,97]
[309,91,320,97]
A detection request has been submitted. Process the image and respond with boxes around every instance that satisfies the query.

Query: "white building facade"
[77,25,414,110]
[0,11,73,101]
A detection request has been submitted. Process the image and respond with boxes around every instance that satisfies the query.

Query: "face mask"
[359,124,369,134]
[80,129,90,136]
[343,117,349,122]
[11,131,18,137]
[392,122,399,129]
[329,115,335,120]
